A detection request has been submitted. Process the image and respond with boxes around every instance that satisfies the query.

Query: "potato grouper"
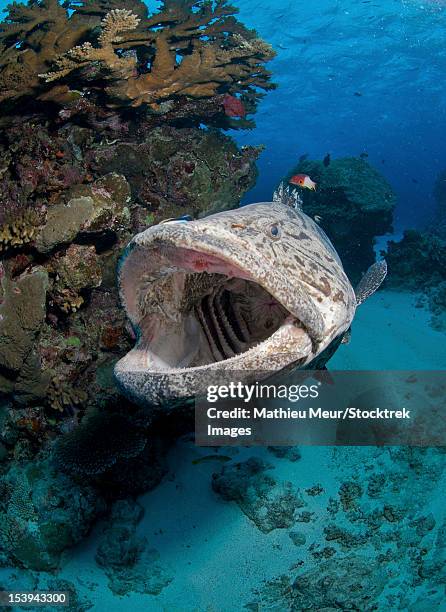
[115,185,386,406]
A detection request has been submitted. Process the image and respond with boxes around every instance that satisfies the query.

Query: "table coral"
[1,0,275,123]
[53,412,147,475]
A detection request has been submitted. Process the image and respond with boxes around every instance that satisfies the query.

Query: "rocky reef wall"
[0,0,274,571]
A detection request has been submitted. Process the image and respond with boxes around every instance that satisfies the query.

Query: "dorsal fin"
[273,182,303,212]
[355,259,387,306]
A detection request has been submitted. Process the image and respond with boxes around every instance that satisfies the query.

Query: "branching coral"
[47,376,88,413]
[0,207,42,252]
[41,9,141,83]
[0,0,275,115]
[0,0,89,106]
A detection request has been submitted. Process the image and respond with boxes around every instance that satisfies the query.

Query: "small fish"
[222,94,246,118]
[359,152,369,159]
[192,455,232,465]
[159,215,193,225]
[314,215,323,224]
[323,153,331,167]
[289,174,317,191]
[354,91,362,97]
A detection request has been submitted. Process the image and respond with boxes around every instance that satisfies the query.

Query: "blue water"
[232,0,446,231]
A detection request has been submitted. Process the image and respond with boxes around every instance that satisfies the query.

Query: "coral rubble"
[244,446,446,611]
[283,156,395,282]
[212,457,305,533]
[95,499,172,596]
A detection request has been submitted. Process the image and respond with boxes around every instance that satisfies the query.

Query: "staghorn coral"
[0,0,274,120]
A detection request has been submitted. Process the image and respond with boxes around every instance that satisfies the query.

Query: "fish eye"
[269,223,281,239]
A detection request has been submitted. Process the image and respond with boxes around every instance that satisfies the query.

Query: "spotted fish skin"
[115,197,375,406]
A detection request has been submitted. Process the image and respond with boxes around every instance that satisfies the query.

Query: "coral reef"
[383,230,446,331]
[0,0,273,573]
[0,266,50,404]
[244,446,446,611]
[283,156,395,282]
[95,499,172,596]
[0,121,260,429]
[212,457,305,533]
[0,0,275,125]
[427,281,446,332]
[92,126,261,217]
[0,458,105,570]
[432,168,446,239]
[384,229,446,290]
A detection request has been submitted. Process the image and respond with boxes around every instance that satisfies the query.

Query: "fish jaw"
[115,203,356,406]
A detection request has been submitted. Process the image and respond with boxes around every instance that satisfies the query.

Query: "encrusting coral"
[1,0,275,120]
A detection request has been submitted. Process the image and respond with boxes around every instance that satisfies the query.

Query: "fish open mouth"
[116,227,321,381]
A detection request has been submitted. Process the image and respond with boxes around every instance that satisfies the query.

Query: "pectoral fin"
[355,260,387,306]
